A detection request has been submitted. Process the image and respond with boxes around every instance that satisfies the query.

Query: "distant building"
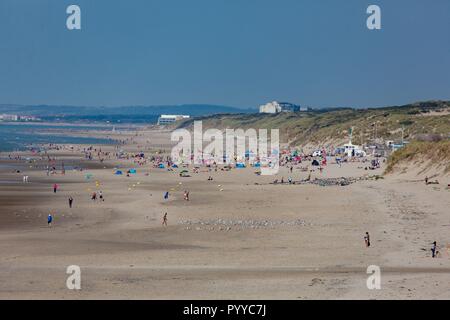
[19,115,40,121]
[0,114,19,121]
[0,114,40,122]
[259,101,303,114]
[157,114,190,125]
[299,106,311,112]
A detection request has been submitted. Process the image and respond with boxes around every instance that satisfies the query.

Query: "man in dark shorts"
[431,241,437,258]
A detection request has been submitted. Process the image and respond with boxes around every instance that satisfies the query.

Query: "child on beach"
[47,214,53,227]
[68,196,73,208]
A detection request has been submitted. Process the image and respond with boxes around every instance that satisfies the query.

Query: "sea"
[0,123,120,152]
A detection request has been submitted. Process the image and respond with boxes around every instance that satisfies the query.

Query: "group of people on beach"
[364,231,440,258]
[91,191,105,202]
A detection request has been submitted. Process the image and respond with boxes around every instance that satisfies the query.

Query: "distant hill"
[176,100,450,147]
[0,104,255,123]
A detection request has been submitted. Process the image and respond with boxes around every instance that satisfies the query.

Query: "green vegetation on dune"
[385,140,450,174]
[177,101,450,147]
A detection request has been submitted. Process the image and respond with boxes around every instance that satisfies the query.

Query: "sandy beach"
[0,128,449,300]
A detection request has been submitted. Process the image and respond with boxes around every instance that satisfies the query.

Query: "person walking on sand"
[431,241,438,258]
[47,213,53,227]
[99,191,104,202]
[164,191,169,200]
[364,232,371,247]
[425,176,429,185]
[68,196,73,208]
[53,183,58,193]
[162,212,168,226]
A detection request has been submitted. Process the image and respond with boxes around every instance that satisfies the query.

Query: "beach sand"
[0,128,449,299]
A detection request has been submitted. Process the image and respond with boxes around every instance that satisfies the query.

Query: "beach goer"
[91,192,97,201]
[53,183,58,193]
[47,214,53,227]
[164,191,169,200]
[99,191,104,202]
[431,241,438,258]
[162,212,168,226]
[364,232,370,247]
[425,176,429,185]
[69,196,73,208]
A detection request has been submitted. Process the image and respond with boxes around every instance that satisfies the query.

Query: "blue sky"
[0,0,449,108]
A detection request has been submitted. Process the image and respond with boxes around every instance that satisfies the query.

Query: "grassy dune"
[385,140,450,174]
[177,101,450,147]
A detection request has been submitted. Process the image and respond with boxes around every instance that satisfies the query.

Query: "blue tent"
[172,164,178,168]
[236,163,246,168]
[253,162,261,168]
[115,170,123,175]
[158,164,165,169]
[129,168,137,174]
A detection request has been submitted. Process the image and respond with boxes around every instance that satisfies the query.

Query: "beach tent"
[253,162,261,168]
[236,163,246,168]
[158,163,165,169]
[115,170,123,175]
[129,169,137,174]
[85,173,93,180]
[172,164,178,168]
[311,159,320,166]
